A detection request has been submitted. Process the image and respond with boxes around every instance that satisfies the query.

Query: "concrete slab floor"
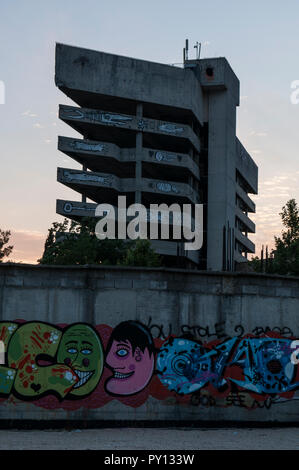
[0,427,298,450]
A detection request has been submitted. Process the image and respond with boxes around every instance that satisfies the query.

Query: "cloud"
[33,123,44,128]
[249,131,268,137]
[22,110,37,117]
[255,132,267,137]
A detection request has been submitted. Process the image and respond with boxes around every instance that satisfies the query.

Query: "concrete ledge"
[1,264,299,297]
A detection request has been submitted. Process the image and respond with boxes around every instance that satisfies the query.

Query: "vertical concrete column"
[206,90,238,271]
[82,164,87,203]
[135,103,143,204]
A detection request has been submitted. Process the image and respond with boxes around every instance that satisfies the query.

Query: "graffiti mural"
[0,319,298,411]
[229,338,299,394]
[56,323,104,397]
[157,336,299,396]
[157,337,237,395]
[105,321,155,396]
[0,322,104,400]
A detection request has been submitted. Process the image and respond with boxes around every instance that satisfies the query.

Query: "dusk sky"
[1,0,299,263]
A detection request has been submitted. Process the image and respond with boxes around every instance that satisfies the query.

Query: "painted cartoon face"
[105,339,154,395]
[157,338,215,395]
[57,324,104,397]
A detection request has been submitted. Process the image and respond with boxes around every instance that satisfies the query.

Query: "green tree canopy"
[39,218,162,267]
[278,198,299,246]
[270,199,299,276]
[122,239,162,267]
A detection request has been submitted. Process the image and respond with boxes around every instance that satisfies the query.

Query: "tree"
[39,218,162,267]
[278,198,299,246]
[0,230,13,262]
[122,239,162,267]
[248,255,263,273]
[270,199,299,276]
[39,218,129,265]
[250,199,299,276]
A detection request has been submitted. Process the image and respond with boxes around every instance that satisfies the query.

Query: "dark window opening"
[206,67,214,77]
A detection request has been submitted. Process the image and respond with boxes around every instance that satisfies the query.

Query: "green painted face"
[57,324,104,397]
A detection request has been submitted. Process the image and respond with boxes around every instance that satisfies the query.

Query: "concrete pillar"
[82,164,87,203]
[135,103,143,204]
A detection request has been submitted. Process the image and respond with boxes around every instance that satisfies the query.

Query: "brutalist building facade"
[55,43,258,271]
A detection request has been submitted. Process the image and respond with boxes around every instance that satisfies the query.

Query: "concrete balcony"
[142,178,199,205]
[236,138,258,195]
[57,168,199,205]
[234,250,248,263]
[57,199,198,234]
[141,148,200,182]
[59,105,200,153]
[58,136,200,181]
[57,199,98,218]
[235,207,255,234]
[57,167,135,205]
[235,228,255,254]
[151,240,199,265]
[236,184,256,213]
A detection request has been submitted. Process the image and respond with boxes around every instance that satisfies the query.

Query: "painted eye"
[67,348,77,354]
[171,354,192,376]
[81,349,92,355]
[116,349,128,357]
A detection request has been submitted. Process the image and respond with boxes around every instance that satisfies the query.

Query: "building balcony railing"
[57,168,199,205]
[236,184,256,213]
[59,105,201,153]
[234,249,248,263]
[151,240,199,264]
[235,228,255,254]
[235,207,255,234]
[57,199,199,234]
[57,199,98,218]
[142,178,199,204]
[236,138,258,195]
[58,136,200,181]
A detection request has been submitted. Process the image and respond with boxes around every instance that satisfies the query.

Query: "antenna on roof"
[185,39,189,61]
[184,39,202,63]
[194,41,201,60]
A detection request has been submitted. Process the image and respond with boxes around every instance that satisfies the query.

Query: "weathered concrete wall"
[0,263,298,423]
[55,43,204,124]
